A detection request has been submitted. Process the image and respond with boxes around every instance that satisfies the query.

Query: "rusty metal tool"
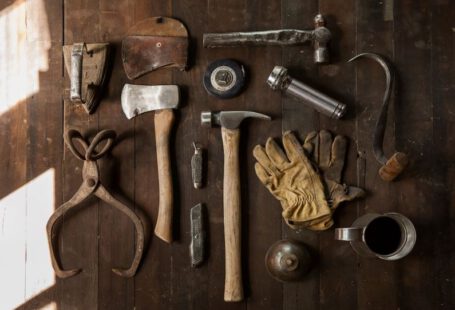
[267,65,346,119]
[201,111,271,302]
[348,53,409,181]
[63,42,111,114]
[47,129,146,278]
[121,84,180,243]
[204,14,331,64]
[191,142,204,189]
[190,203,206,267]
[122,16,189,79]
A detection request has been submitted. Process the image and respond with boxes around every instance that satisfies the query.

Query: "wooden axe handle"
[221,127,243,302]
[154,109,174,243]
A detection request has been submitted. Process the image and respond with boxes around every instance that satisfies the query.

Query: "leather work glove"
[302,130,366,230]
[253,131,332,228]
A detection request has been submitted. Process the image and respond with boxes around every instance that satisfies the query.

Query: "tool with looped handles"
[46,129,146,278]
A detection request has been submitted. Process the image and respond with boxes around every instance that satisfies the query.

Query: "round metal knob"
[265,239,312,282]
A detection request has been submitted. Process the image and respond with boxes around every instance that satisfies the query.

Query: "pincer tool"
[46,129,146,278]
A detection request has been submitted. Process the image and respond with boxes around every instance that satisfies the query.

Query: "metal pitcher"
[335,213,416,260]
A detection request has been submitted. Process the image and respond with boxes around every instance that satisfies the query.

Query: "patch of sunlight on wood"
[39,301,57,310]
[0,0,50,116]
[0,169,55,310]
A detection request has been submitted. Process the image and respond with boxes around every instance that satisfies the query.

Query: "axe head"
[122,17,189,79]
[121,84,180,119]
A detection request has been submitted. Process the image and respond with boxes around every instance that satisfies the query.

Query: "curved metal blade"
[348,52,393,165]
[121,84,180,119]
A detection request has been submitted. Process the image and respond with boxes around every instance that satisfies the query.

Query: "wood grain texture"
[429,2,455,308]
[243,1,282,309]
[354,1,398,309]
[61,0,100,309]
[221,127,243,302]
[317,0,358,309]
[0,0,454,309]
[98,0,135,308]
[393,1,453,309]
[154,109,175,243]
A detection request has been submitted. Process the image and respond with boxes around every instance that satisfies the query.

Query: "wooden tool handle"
[154,109,175,243]
[221,127,243,302]
[379,152,409,182]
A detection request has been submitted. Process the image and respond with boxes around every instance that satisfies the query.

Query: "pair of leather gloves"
[253,130,365,231]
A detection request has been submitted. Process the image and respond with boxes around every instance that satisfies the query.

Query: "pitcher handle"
[335,227,363,241]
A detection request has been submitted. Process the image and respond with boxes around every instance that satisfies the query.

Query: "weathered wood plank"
[429,1,455,308]
[242,1,283,309]
[393,0,454,309]
[24,0,63,308]
[97,0,135,309]
[0,1,62,309]
[355,1,398,309]
[61,1,100,309]
[317,0,358,308]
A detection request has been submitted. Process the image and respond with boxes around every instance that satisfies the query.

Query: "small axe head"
[121,83,180,119]
[201,111,271,129]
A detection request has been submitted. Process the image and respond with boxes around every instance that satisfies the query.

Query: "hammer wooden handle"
[154,109,174,243]
[221,127,243,302]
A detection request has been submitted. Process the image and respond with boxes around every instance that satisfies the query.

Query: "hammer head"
[201,111,271,129]
[313,14,331,64]
[121,84,180,119]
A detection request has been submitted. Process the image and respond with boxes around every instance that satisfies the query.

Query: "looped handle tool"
[64,129,116,161]
[47,129,146,278]
[349,53,408,181]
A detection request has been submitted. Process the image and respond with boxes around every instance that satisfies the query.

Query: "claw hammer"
[201,111,271,301]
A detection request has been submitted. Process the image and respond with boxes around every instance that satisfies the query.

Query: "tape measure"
[203,59,246,99]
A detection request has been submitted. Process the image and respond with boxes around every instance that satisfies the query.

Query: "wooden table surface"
[0,0,454,309]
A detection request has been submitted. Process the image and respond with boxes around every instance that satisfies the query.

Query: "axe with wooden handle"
[121,84,180,243]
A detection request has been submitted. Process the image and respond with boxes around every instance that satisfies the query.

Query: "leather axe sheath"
[122,16,189,79]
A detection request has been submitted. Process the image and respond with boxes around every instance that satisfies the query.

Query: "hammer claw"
[201,110,270,301]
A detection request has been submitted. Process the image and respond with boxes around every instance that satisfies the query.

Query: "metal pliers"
[47,129,146,278]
